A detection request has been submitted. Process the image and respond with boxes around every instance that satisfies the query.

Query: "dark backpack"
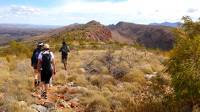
[61,45,70,56]
[41,51,52,71]
[31,49,41,66]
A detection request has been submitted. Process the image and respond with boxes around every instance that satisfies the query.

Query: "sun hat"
[44,44,50,49]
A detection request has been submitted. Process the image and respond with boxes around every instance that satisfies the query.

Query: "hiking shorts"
[33,64,37,69]
[62,55,68,64]
[41,69,52,84]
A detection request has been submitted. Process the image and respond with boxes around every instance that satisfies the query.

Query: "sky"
[0,0,199,25]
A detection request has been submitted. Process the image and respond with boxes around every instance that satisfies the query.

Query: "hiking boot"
[41,91,47,99]
[36,80,40,87]
[34,79,37,87]
[34,80,40,87]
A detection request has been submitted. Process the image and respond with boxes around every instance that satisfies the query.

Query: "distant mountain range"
[0,21,176,50]
[149,22,182,28]
[0,24,60,45]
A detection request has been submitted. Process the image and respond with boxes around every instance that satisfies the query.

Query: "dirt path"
[31,82,85,112]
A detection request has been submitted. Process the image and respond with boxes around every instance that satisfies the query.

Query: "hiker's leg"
[64,57,68,70]
[40,82,46,98]
[41,82,44,91]
[40,71,45,91]
[64,62,67,70]
[49,77,53,87]
[34,69,38,87]
[45,84,49,92]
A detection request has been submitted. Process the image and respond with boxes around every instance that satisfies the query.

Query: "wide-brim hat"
[44,44,50,49]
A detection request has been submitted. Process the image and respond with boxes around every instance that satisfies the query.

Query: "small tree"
[166,16,200,107]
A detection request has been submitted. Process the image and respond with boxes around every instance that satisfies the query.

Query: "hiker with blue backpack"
[38,44,56,99]
[59,42,70,70]
[31,42,44,88]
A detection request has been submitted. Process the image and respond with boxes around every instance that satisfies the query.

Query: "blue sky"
[0,0,199,25]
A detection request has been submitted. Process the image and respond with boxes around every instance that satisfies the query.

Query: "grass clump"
[84,94,111,112]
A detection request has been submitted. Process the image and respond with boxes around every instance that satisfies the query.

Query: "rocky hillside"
[26,21,175,50]
[28,21,112,42]
[108,22,175,50]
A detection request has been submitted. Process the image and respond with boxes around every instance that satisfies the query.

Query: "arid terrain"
[0,46,172,112]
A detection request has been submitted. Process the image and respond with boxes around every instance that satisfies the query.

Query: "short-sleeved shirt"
[38,50,54,61]
[38,50,55,70]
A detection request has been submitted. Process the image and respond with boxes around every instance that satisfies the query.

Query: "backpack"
[31,49,41,66]
[61,45,70,56]
[41,51,52,71]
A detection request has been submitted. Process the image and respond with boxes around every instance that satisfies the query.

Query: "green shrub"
[166,16,200,108]
[8,41,31,58]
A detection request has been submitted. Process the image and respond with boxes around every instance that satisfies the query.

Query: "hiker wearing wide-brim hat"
[37,44,56,99]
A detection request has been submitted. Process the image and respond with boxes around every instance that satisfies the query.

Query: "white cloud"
[187,8,198,13]
[56,0,200,24]
[0,0,200,25]
[9,5,41,16]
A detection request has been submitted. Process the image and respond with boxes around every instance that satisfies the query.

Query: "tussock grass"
[0,45,174,112]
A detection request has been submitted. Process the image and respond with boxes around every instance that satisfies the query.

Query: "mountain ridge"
[149,22,182,27]
[2,21,175,50]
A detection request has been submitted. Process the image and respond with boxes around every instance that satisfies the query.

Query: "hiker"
[59,42,70,70]
[38,44,56,99]
[31,42,44,88]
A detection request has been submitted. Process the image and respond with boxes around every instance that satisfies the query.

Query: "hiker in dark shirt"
[31,42,44,88]
[59,42,70,70]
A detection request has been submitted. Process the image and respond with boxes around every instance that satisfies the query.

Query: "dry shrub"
[0,72,35,111]
[84,94,111,112]
[109,98,123,112]
[7,56,17,71]
[3,76,34,103]
[140,64,154,74]
[2,101,35,112]
[99,49,115,73]
[111,92,136,112]
[111,66,129,79]
[89,75,116,88]
[54,70,67,85]
[0,57,34,111]
[73,74,90,87]
[5,55,12,63]
[14,59,32,75]
[89,75,103,88]
[122,82,142,93]
[122,69,145,84]
[101,87,112,98]
[67,74,77,82]
[83,60,102,74]
[151,63,164,72]
[98,50,130,79]
[103,84,117,93]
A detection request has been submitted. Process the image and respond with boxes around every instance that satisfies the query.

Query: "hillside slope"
[27,21,175,50]
[109,22,175,50]
[27,21,112,42]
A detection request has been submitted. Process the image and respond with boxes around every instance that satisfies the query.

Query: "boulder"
[31,104,48,112]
